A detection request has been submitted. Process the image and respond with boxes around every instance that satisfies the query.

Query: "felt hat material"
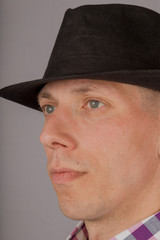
[0,4,160,111]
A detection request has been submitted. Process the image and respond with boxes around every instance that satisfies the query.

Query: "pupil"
[90,100,99,108]
[46,105,55,114]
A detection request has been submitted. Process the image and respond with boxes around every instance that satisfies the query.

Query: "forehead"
[38,79,139,100]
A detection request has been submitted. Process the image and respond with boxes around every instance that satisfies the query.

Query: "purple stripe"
[132,224,153,240]
[72,236,78,240]
[71,227,79,237]
[155,212,160,221]
[82,224,89,238]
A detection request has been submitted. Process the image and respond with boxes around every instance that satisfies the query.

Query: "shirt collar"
[66,211,160,240]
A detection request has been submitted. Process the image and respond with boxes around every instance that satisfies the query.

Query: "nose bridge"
[40,107,77,150]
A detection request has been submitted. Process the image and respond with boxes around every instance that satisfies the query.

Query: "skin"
[38,79,160,240]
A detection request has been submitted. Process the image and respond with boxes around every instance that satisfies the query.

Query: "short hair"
[138,87,160,115]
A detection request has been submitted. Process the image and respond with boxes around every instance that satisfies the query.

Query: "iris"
[88,100,104,109]
[45,105,55,114]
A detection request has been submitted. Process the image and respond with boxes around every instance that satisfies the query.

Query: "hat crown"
[1,4,160,111]
[44,4,160,78]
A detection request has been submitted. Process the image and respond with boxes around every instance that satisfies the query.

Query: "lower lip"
[51,171,84,184]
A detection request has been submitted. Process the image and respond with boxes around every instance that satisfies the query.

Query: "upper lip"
[51,168,82,173]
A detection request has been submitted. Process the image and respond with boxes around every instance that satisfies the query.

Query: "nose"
[40,109,77,151]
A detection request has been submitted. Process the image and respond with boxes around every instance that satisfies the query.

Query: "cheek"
[76,118,127,183]
[78,117,127,158]
[77,115,156,187]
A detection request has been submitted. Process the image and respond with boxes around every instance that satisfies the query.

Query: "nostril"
[52,142,67,149]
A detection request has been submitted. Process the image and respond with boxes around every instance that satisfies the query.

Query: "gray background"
[1,0,160,239]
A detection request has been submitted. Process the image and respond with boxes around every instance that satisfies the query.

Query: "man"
[0,3,160,240]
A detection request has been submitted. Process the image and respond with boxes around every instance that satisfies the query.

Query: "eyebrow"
[38,85,99,102]
[37,92,56,103]
[70,85,98,94]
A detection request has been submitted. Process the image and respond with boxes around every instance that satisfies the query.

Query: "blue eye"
[87,100,104,109]
[44,105,56,114]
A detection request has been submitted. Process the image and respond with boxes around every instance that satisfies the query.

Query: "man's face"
[38,79,160,221]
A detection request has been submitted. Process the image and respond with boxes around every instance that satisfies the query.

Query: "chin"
[57,196,108,222]
[58,198,83,220]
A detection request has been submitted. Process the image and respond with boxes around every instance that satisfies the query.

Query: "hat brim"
[0,69,160,111]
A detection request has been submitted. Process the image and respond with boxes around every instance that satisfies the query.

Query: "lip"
[50,168,85,184]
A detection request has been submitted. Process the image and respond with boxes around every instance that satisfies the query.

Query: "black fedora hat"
[0,3,160,111]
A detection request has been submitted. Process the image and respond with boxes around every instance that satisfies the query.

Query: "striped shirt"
[66,211,160,240]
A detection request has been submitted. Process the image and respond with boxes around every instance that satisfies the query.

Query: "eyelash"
[41,104,55,114]
[83,99,105,110]
[40,98,106,115]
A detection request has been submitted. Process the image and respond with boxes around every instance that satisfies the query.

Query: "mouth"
[50,168,86,184]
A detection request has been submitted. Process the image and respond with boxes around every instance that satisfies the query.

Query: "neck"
[85,204,160,240]
[85,168,160,240]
